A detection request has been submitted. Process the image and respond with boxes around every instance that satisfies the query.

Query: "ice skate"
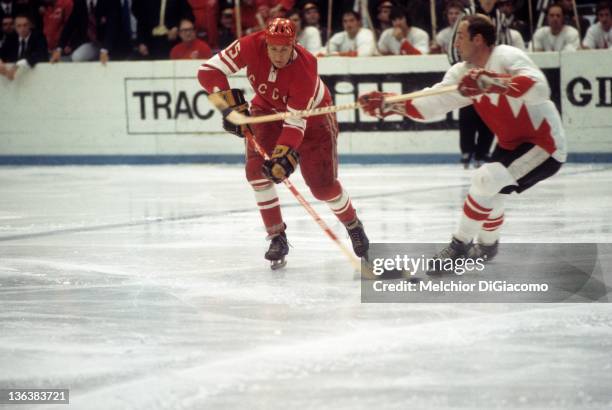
[346,218,369,258]
[265,231,289,270]
[468,240,499,262]
[460,153,472,169]
[426,236,470,275]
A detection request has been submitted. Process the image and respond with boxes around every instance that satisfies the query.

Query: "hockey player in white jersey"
[359,14,566,268]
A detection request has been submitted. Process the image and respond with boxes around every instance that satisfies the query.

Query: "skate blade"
[270,258,287,270]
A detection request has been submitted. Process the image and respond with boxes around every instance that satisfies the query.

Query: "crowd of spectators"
[0,0,610,80]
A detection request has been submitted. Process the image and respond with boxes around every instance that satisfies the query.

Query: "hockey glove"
[213,88,252,138]
[458,68,512,97]
[358,91,405,118]
[262,145,300,183]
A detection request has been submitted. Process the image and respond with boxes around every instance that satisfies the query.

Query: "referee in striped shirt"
[447,0,512,168]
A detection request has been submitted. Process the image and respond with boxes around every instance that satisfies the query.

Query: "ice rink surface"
[1,163,612,409]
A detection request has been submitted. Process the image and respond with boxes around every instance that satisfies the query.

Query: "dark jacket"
[58,0,121,52]
[132,0,193,46]
[0,29,48,66]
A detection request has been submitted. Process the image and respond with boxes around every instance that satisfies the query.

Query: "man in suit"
[131,0,193,60]
[50,0,121,64]
[0,14,14,48]
[0,0,15,19]
[0,13,48,80]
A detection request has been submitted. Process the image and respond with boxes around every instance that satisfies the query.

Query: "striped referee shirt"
[447,0,512,64]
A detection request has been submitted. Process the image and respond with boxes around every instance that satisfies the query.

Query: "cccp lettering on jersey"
[253,82,288,103]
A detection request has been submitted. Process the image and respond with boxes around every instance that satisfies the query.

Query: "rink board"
[0,51,611,163]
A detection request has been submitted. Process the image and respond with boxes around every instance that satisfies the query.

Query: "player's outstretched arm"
[359,65,471,121]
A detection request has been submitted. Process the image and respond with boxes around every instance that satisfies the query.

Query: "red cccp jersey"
[198,31,330,148]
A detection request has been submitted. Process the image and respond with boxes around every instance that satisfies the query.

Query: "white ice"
[1,164,612,409]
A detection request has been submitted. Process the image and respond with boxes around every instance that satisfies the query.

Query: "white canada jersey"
[407,45,566,162]
[435,26,452,53]
[509,29,526,50]
[298,26,322,54]
[325,28,376,56]
[532,25,580,51]
[582,22,612,49]
[378,26,430,54]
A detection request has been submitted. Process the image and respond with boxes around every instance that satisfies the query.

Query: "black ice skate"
[346,218,369,258]
[265,231,289,270]
[460,153,472,170]
[467,241,499,262]
[426,236,470,275]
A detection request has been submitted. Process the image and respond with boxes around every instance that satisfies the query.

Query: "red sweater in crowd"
[170,38,213,60]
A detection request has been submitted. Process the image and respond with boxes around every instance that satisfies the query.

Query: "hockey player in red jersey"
[198,18,369,268]
[359,14,566,269]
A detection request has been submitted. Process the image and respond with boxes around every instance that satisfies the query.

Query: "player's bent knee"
[470,162,517,197]
[309,184,340,201]
[245,158,269,188]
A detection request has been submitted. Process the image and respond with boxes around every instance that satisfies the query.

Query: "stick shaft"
[430,0,437,40]
[570,0,581,38]
[235,0,242,38]
[225,85,457,126]
[326,0,333,53]
[244,129,361,271]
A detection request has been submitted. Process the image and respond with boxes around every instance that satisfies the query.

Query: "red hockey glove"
[358,91,404,118]
[458,69,512,97]
[212,88,252,138]
[262,145,300,183]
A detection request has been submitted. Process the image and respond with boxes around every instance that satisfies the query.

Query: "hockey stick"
[326,0,333,54]
[430,0,437,42]
[570,0,581,43]
[210,84,458,126]
[207,95,362,272]
[235,0,242,38]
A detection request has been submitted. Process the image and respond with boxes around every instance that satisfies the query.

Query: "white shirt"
[435,26,452,53]
[378,26,430,55]
[1,2,11,15]
[325,28,376,56]
[16,34,31,68]
[297,26,322,54]
[532,25,580,52]
[582,22,612,49]
[509,28,526,51]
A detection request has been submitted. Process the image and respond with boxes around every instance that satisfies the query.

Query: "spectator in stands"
[132,0,193,60]
[0,14,14,48]
[374,0,394,37]
[559,0,590,39]
[378,6,429,55]
[40,0,73,53]
[3,1,41,25]
[216,6,235,51]
[322,10,376,56]
[432,0,462,54]
[0,13,47,80]
[286,7,321,53]
[497,0,529,42]
[532,3,580,51]
[188,0,218,49]
[50,0,124,64]
[170,17,211,59]
[582,1,611,49]
[302,2,326,43]
[509,27,526,49]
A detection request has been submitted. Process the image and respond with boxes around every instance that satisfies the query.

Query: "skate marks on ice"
[1,165,612,408]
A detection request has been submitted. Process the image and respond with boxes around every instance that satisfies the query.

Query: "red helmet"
[265,18,297,46]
